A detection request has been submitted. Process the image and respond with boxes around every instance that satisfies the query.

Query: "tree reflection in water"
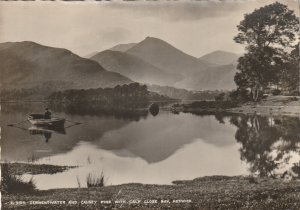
[229,114,300,179]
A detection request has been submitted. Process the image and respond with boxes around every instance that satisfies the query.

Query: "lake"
[1,102,299,190]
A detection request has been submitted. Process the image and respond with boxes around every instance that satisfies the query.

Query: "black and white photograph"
[0,0,300,209]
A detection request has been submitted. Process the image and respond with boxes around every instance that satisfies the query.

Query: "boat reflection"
[28,126,66,143]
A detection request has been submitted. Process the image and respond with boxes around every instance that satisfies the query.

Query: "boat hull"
[28,114,65,128]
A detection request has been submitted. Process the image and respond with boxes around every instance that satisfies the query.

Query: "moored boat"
[28,114,65,128]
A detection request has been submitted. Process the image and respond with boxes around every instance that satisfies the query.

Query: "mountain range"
[0,41,131,94]
[90,50,180,86]
[91,37,240,90]
[1,37,240,101]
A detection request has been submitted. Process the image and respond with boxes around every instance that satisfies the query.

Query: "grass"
[1,164,36,194]
[86,171,105,188]
[27,153,38,163]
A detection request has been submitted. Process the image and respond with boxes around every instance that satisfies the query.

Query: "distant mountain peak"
[144,36,161,41]
[140,36,174,47]
[126,36,208,77]
[199,50,240,66]
[109,43,137,52]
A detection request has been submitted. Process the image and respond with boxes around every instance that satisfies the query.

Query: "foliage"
[271,89,281,96]
[86,172,105,188]
[1,164,36,194]
[228,89,251,104]
[49,83,154,110]
[215,93,226,101]
[234,2,299,101]
[279,44,300,92]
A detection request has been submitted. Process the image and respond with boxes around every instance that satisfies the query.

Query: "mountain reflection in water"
[1,103,300,189]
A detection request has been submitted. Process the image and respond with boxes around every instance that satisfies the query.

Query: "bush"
[271,89,281,96]
[291,91,300,96]
[290,97,298,101]
[229,89,251,103]
[1,164,36,194]
[215,93,225,101]
[86,171,105,188]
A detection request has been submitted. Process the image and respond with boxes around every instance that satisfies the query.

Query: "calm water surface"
[1,103,299,189]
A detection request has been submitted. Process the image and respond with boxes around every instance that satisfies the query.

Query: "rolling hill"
[175,64,237,90]
[0,41,132,99]
[199,50,240,66]
[90,50,181,86]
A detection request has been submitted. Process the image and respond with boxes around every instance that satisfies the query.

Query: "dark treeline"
[147,84,229,101]
[1,88,48,101]
[49,83,175,111]
[0,81,76,101]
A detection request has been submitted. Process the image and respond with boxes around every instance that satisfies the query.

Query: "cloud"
[0,0,297,57]
[104,0,298,22]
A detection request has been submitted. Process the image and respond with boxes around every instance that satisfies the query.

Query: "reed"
[86,171,105,188]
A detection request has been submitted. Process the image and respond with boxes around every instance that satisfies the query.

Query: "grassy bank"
[2,176,300,209]
[1,163,76,176]
[171,96,300,116]
[229,95,300,116]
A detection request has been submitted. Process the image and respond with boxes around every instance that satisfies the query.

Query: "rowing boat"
[28,114,65,127]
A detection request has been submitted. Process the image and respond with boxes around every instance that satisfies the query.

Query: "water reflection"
[229,114,300,179]
[50,102,149,121]
[172,111,300,179]
[28,126,66,143]
[1,102,300,189]
[0,103,150,162]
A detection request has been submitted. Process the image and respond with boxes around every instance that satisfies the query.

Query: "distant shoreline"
[171,96,300,117]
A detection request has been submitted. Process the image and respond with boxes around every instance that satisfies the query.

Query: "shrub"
[229,89,251,103]
[290,97,298,101]
[1,164,36,194]
[215,93,225,101]
[291,91,300,96]
[271,89,281,96]
[86,171,105,188]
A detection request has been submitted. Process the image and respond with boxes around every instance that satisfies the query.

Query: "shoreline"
[1,162,77,176]
[171,96,300,117]
[2,172,300,209]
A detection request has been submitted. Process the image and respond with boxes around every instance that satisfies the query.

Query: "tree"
[234,2,299,101]
[280,44,299,92]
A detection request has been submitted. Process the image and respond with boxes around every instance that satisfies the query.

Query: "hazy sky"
[0,0,298,57]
